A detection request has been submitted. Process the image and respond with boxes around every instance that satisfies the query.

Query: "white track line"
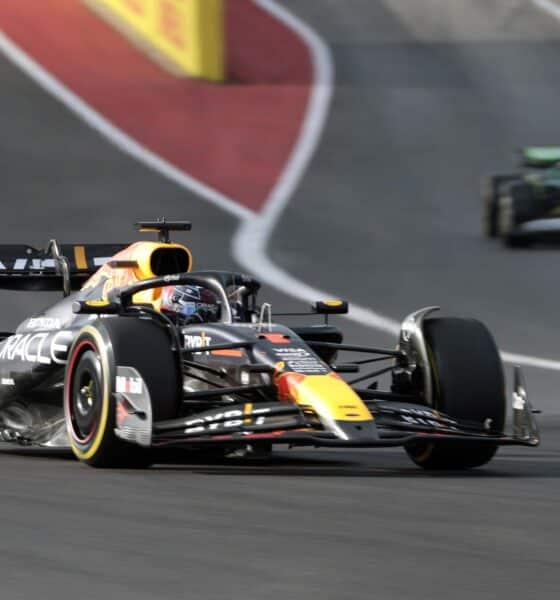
[1,5,560,371]
[232,0,401,340]
[532,0,560,20]
[233,0,560,372]
[0,31,252,222]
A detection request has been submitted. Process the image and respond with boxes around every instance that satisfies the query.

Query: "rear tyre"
[482,174,520,238]
[405,317,506,470]
[65,318,181,468]
[498,183,535,247]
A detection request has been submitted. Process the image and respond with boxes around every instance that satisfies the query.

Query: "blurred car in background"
[0,221,540,470]
[483,146,560,246]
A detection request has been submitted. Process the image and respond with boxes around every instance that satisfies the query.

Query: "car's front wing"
[147,395,539,450]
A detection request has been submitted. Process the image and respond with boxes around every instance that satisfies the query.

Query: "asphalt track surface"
[274,0,560,411]
[2,1,560,599]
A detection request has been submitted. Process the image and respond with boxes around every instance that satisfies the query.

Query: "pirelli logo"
[85,0,225,81]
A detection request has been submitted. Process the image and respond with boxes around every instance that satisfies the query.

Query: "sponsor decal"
[115,376,143,395]
[26,317,62,330]
[272,347,329,375]
[85,0,224,81]
[113,365,152,446]
[184,332,212,349]
[184,407,271,435]
[396,407,457,430]
[400,415,455,429]
[159,0,186,50]
[0,331,73,365]
[0,258,56,271]
[0,257,110,272]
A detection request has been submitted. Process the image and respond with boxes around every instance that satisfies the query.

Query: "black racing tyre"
[65,317,181,468]
[405,317,506,470]
[498,183,535,247]
[482,174,520,238]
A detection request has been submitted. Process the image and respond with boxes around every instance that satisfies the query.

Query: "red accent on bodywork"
[0,0,312,212]
[260,333,291,344]
[64,340,98,445]
[276,372,306,401]
[211,349,244,357]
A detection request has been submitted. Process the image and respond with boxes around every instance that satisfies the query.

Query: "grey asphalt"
[276,0,560,411]
[1,0,560,598]
[1,421,560,600]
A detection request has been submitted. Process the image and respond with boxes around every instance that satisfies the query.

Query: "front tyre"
[405,317,506,470]
[65,319,180,467]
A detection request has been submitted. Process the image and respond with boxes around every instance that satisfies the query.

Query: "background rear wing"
[0,242,129,292]
[521,146,560,168]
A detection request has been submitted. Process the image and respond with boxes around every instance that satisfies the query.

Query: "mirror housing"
[313,300,349,315]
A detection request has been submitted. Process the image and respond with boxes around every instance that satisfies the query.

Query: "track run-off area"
[2,1,560,599]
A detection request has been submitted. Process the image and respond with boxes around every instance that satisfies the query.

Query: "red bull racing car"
[0,221,539,469]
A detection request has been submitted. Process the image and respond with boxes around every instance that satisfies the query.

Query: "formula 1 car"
[483,146,560,246]
[0,221,539,469]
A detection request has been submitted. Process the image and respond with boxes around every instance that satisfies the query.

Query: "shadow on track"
[3,428,559,478]
[152,453,560,479]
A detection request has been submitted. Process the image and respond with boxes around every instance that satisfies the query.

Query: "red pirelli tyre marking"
[65,339,98,445]
[64,326,112,462]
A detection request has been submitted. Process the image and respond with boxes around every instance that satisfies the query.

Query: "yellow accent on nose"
[287,375,373,422]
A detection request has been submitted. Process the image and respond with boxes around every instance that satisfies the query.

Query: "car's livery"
[484,146,560,246]
[0,221,539,469]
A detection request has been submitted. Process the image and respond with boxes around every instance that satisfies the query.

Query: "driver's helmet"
[161,285,220,325]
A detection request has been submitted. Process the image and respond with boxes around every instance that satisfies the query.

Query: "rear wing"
[521,146,560,168]
[0,241,129,293]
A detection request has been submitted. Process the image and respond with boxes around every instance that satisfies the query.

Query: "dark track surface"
[276,0,560,411]
[1,1,560,598]
[1,422,560,600]
[0,50,239,329]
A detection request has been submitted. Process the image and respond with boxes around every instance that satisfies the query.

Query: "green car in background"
[484,147,560,246]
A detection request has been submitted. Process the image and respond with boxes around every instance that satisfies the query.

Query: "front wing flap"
[151,397,539,449]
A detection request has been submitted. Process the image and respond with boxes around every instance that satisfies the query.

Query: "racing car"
[0,220,539,469]
[483,146,560,246]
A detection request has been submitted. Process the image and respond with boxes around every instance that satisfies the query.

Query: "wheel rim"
[69,348,103,443]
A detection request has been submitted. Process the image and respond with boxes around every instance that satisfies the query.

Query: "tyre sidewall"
[406,317,506,470]
[65,317,181,467]
[65,325,116,465]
